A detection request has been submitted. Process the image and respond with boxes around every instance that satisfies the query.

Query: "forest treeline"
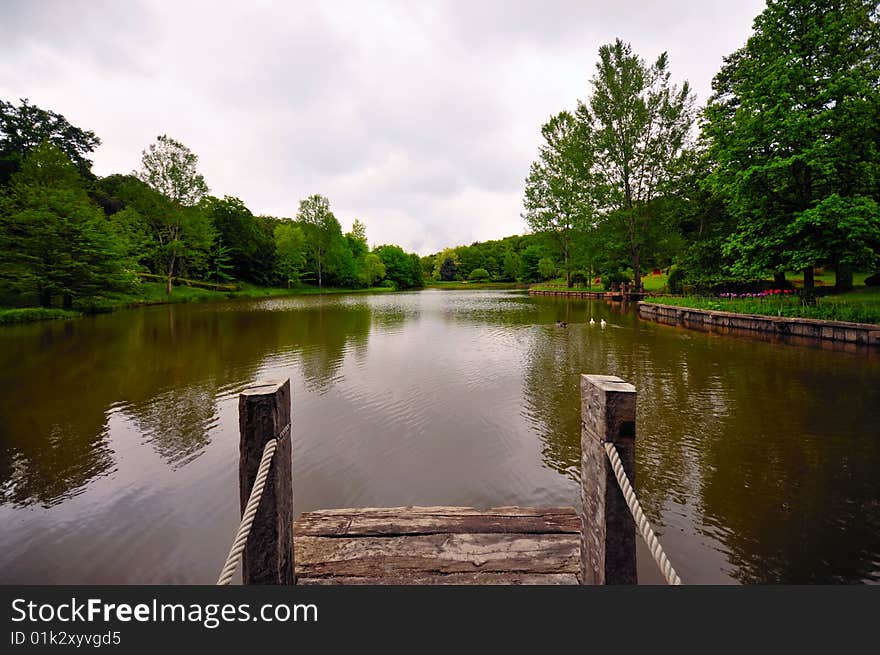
[0,108,423,311]
[432,0,880,295]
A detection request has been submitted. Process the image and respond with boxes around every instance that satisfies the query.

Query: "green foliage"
[704,0,880,293]
[358,252,386,287]
[585,40,695,288]
[0,307,80,324]
[0,144,133,308]
[374,244,422,289]
[201,196,275,285]
[519,245,545,282]
[537,257,557,280]
[439,257,457,281]
[666,266,685,294]
[432,247,460,280]
[601,271,629,291]
[468,267,490,282]
[652,288,880,325]
[208,238,234,284]
[0,98,100,184]
[523,110,594,287]
[273,221,306,287]
[138,135,209,207]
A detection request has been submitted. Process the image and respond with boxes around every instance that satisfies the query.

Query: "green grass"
[650,286,880,325]
[424,280,521,290]
[0,307,81,325]
[530,270,669,292]
[1,281,400,326]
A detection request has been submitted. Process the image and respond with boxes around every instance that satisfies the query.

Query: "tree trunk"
[632,246,641,292]
[317,254,323,289]
[802,266,815,298]
[773,271,787,287]
[62,294,72,310]
[38,287,52,308]
[835,264,853,293]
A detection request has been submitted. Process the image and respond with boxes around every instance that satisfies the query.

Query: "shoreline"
[638,301,880,347]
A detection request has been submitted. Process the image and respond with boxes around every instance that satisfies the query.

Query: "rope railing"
[604,442,682,585]
[216,423,291,586]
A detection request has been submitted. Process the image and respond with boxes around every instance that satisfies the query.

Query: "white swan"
[589,318,595,326]
[600,318,607,329]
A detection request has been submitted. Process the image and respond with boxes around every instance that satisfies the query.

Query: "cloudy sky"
[1,0,765,254]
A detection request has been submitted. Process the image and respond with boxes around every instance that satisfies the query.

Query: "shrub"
[379,279,397,289]
[468,268,490,282]
[601,271,629,291]
[666,266,685,294]
[865,272,880,287]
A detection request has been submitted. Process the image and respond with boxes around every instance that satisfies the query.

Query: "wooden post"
[239,378,293,585]
[580,374,637,584]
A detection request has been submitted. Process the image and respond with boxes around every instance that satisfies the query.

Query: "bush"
[666,266,685,294]
[601,271,629,291]
[379,279,397,289]
[865,272,880,287]
[468,268,490,282]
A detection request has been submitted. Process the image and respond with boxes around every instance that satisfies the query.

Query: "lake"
[1,289,878,584]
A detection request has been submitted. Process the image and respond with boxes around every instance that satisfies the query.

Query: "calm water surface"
[1,290,878,584]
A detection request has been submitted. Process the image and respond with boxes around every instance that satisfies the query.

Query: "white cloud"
[0,0,765,254]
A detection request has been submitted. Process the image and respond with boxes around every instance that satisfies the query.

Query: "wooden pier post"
[239,379,293,585]
[580,374,637,584]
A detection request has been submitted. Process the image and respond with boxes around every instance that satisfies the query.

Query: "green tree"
[375,245,422,289]
[502,248,521,281]
[520,245,545,282]
[358,252,386,287]
[137,136,212,294]
[523,110,594,288]
[202,195,275,285]
[432,247,460,280]
[208,238,234,284]
[297,194,340,288]
[703,0,880,295]
[0,144,130,307]
[585,39,695,290]
[468,267,490,282]
[274,221,306,287]
[538,257,557,280]
[345,219,369,259]
[0,98,101,185]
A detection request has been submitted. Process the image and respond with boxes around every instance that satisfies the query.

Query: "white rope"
[604,441,682,585]
[216,423,290,585]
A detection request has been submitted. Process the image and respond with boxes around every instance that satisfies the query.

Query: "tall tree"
[523,110,594,288]
[703,0,880,295]
[297,194,341,288]
[585,39,695,290]
[137,135,212,294]
[0,98,101,185]
[0,144,129,307]
[274,221,306,287]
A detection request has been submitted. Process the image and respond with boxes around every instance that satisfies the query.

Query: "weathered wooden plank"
[295,533,580,578]
[297,572,579,585]
[294,506,580,537]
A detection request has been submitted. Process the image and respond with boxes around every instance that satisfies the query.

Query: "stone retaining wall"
[638,302,880,347]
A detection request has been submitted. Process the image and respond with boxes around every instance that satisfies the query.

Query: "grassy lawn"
[530,270,669,292]
[0,282,398,325]
[650,286,880,325]
[0,307,81,325]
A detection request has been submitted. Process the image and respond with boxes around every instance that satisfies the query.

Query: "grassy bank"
[0,282,398,325]
[650,286,880,325]
[0,307,82,325]
[424,280,522,290]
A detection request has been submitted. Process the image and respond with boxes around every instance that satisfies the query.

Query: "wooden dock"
[229,374,641,586]
[529,289,649,301]
[293,506,581,585]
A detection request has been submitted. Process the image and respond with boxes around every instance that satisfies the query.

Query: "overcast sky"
[1,0,765,254]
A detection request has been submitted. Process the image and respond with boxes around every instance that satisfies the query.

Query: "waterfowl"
[600,319,607,329]
[589,318,595,326]
[556,321,568,328]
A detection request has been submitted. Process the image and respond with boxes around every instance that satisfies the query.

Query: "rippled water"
[0,290,878,584]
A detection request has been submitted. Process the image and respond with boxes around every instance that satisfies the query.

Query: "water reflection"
[0,291,878,584]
